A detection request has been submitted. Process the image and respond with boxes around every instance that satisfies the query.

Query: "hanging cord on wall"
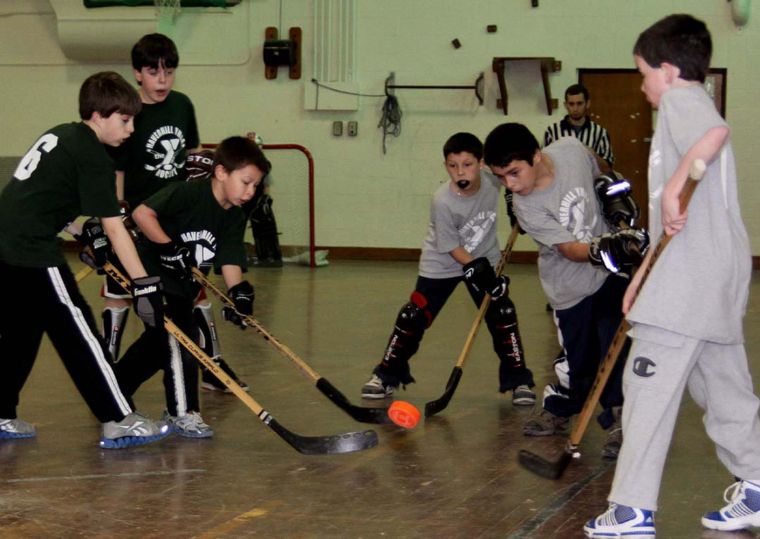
[378,95,401,155]
[310,79,401,154]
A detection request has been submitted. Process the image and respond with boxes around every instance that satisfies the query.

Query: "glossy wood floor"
[2,257,760,539]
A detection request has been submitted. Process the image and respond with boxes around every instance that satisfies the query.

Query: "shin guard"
[376,292,432,386]
[193,303,221,360]
[102,306,129,361]
[486,296,533,391]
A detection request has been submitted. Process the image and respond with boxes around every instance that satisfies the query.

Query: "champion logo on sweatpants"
[632,356,656,377]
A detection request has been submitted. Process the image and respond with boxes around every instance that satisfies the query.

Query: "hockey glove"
[222,281,255,329]
[157,241,195,280]
[504,190,525,234]
[185,150,215,182]
[588,228,650,274]
[132,276,165,328]
[463,257,510,300]
[77,217,110,271]
[594,174,640,230]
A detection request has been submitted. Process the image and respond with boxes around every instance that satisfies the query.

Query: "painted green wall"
[1,1,759,253]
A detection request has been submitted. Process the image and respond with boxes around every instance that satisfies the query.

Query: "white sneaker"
[361,374,395,400]
[164,411,214,439]
[512,385,536,406]
[584,503,655,537]
[0,418,36,439]
[702,480,760,531]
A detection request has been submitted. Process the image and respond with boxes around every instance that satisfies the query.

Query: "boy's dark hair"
[565,83,589,101]
[131,33,179,71]
[214,136,272,177]
[443,132,483,160]
[483,123,540,168]
[79,71,142,120]
[633,14,712,83]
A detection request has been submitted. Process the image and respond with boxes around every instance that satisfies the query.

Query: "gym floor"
[2,256,760,539]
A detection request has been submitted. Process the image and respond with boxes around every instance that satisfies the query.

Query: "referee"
[543,83,614,173]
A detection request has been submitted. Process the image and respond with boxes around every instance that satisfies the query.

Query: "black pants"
[549,274,629,428]
[0,261,132,422]
[413,275,534,390]
[114,294,200,416]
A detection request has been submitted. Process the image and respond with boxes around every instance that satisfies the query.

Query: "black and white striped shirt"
[543,116,614,166]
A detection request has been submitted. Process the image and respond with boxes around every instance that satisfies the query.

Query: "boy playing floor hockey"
[0,71,168,448]
[114,136,268,437]
[584,14,760,537]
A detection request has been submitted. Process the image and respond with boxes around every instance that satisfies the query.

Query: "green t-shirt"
[116,90,200,208]
[138,180,247,299]
[0,122,120,267]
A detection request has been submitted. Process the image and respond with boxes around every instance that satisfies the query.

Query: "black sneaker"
[202,358,249,393]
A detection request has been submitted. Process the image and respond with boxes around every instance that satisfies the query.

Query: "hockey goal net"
[201,139,316,268]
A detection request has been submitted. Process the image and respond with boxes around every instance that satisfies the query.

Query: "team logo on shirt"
[460,211,497,253]
[558,187,598,242]
[180,230,217,271]
[144,126,187,179]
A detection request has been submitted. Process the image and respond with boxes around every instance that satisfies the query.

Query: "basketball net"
[155,0,181,35]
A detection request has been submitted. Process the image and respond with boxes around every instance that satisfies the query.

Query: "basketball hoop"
[155,0,181,34]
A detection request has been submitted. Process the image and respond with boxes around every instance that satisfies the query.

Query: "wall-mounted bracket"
[263,26,302,80]
[384,72,484,105]
[492,57,561,115]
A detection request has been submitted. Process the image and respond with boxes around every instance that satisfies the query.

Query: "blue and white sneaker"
[164,411,214,439]
[701,480,760,531]
[584,503,656,537]
[0,418,36,439]
[100,412,170,449]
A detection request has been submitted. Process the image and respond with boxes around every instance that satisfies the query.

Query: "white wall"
[1,1,759,252]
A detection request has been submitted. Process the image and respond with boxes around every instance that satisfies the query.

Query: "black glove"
[157,241,194,280]
[131,276,165,328]
[463,257,510,300]
[76,217,110,270]
[222,281,255,329]
[594,174,640,230]
[588,228,650,273]
[185,150,215,182]
[504,190,526,235]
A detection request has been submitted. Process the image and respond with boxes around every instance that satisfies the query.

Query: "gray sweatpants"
[609,323,760,511]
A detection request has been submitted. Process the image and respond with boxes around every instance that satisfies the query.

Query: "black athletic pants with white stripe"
[114,294,200,417]
[0,260,133,422]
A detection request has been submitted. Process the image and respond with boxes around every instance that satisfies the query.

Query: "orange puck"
[387,400,421,429]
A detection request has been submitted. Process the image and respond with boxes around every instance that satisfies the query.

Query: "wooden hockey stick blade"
[316,378,393,424]
[103,263,378,455]
[424,366,462,417]
[517,159,707,478]
[424,225,520,417]
[75,266,94,283]
[192,269,391,425]
[518,447,574,480]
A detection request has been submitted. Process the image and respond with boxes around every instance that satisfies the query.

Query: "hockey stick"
[102,262,379,455]
[191,268,393,425]
[518,159,707,479]
[75,266,94,283]
[425,224,521,417]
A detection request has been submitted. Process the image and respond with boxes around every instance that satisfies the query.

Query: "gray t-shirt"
[418,171,501,278]
[627,85,750,344]
[514,137,608,310]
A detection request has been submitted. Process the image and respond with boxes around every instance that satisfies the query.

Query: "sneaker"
[100,412,170,449]
[164,411,214,439]
[202,358,249,393]
[512,385,536,406]
[0,418,36,439]
[361,374,395,400]
[523,409,569,437]
[602,407,623,460]
[584,503,656,537]
[701,480,760,531]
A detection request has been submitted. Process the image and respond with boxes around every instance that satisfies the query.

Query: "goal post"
[200,140,316,268]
